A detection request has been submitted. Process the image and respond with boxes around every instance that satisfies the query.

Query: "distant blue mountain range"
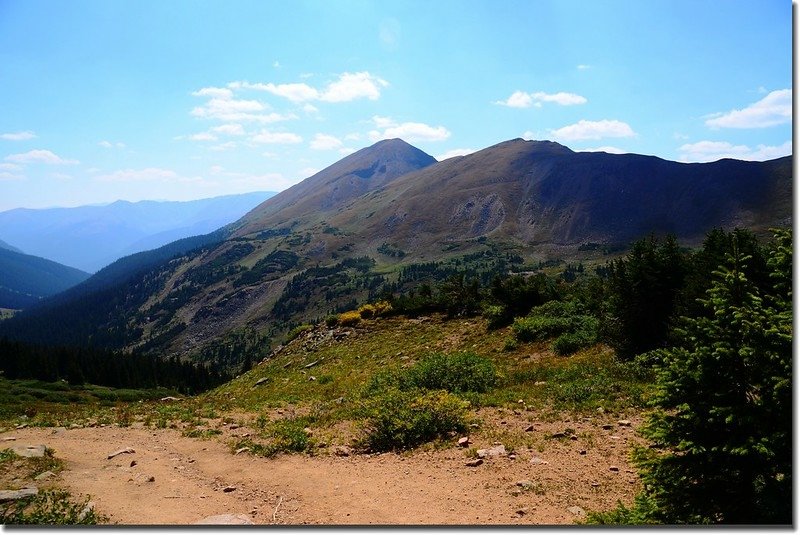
[0,191,274,272]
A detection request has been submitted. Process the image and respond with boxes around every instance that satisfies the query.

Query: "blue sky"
[0,0,792,210]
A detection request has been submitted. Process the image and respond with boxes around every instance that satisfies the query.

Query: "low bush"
[338,311,362,326]
[0,490,105,525]
[406,352,496,394]
[360,388,468,451]
[285,324,314,343]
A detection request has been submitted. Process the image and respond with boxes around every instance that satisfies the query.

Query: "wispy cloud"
[5,149,79,165]
[229,71,389,104]
[368,116,450,142]
[1,131,37,141]
[96,167,190,183]
[677,140,791,162]
[576,146,627,154]
[250,130,303,144]
[550,119,635,141]
[435,148,476,160]
[495,90,587,108]
[705,89,791,129]
[310,133,343,150]
[98,140,126,148]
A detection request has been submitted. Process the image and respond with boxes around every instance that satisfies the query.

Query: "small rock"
[0,487,38,502]
[516,480,535,489]
[107,447,135,460]
[551,432,566,439]
[303,359,321,369]
[222,485,236,492]
[534,381,546,386]
[476,444,506,458]
[601,424,613,430]
[469,423,480,429]
[147,476,155,482]
[591,482,600,488]
[516,507,529,516]
[308,376,316,381]
[333,446,352,457]
[529,456,549,465]
[524,424,535,432]
[194,513,253,524]
[12,445,46,458]
[465,459,483,467]
[579,450,587,455]
[34,471,55,481]
[235,447,250,455]
[508,453,517,460]
[160,396,181,402]
[1,437,16,442]
[229,424,239,430]
[609,466,620,472]
[457,437,470,448]
[617,419,632,427]
[130,460,137,467]
[567,506,586,517]
[15,424,28,430]
[303,427,313,435]
[253,378,269,387]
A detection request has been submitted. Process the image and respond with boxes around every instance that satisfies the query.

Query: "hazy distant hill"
[0,191,275,272]
[0,248,90,309]
[0,239,23,254]
[0,138,790,363]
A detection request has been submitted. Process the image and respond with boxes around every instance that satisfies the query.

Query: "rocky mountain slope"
[0,248,90,309]
[0,138,791,363]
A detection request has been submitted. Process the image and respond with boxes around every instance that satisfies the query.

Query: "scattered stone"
[235,447,250,455]
[551,432,566,439]
[516,480,535,489]
[476,445,506,458]
[308,376,316,381]
[303,427,313,435]
[34,471,55,481]
[465,459,483,467]
[160,396,181,402]
[617,419,632,427]
[0,487,38,502]
[524,424,534,432]
[534,381,547,386]
[597,407,605,413]
[253,378,269,387]
[570,434,578,441]
[469,423,480,429]
[458,437,470,448]
[609,466,620,472]
[107,447,135,460]
[77,501,96,522]
[508,454,517,460]
[601,424,613,430]
[147,476,155,482]
[193,514,254,525]
[15,424,27,430]
[12,445,46,458]
[529,456,549,465]
[229,424,239,430]
[567,506,586,517]
[1,437,16,442]
[609,435,621,440]
[591,482,600,488]
[333,446,352,457]
[51,427,66,436]
[516,507,529,516]
[579,450,587,455]
[222,485,236,493]
[303,360,321,369]
[130,460,137,467]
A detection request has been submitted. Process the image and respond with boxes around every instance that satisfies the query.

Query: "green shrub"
[338,311,362,326]
[360,388,468,451]
[285,324,314,343]
[552,326,597,356]
[0,490,105,525]
[482,304,507,330]
[512,315,572,342]
[324,315,339,327]
[406,352,496,394]
[239,417,312,457]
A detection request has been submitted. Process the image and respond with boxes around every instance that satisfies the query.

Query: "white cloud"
[310,133,343,150]
[338,147,357,156]
[50,172,73,180]
[299,167,321,178]
[436,148,477,160]
[320,71,389,102]
[260,82,320,103]
[521,131,538,141]
[249,72,388,104]
[98,140,126,148]
[705,89,791,129]
[209,141,238,152]
[189,132,218,141]
[0,162,22,171]
[1,131,37,141]
[495,90,587,108]
[550,119,636,141]
[5,149,79,165]
[0,171,24,181]
[250,130,303,144]
[577,146,627,154]
[677,140,792,163]
[209,165,225,174]
[344,132,362,141]
[273,60,281,68]
[368,116,450,142]
[191,87,233,99]
[302,103,319,114]
[577,64,591,70]
[211,124,246,136]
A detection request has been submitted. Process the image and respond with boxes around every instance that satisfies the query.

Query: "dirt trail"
[2,416,641,525]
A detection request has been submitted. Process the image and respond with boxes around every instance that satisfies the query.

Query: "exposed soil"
[1,409,643,525]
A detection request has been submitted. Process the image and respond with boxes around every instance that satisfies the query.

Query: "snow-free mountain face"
[0,248,90,309]
[0,138,791,363]
[0,191,275,272]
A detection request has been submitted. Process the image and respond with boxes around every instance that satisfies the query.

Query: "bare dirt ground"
[2,410,643,525]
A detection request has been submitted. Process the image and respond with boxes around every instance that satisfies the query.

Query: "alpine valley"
[0,138,791,371]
